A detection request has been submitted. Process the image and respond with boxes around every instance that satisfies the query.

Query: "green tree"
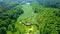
[36,8,60,34]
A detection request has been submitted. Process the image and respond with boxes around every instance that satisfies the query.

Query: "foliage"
[37,0,60,8]
[0,0,60,34]
[0,3,24,34]
[36,8,60,34]
[31,1,41,13]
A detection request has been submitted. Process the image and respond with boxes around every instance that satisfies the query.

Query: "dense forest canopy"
[0,0,60,34]
[37,0,60,8]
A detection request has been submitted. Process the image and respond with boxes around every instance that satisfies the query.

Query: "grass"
[16,4,39,34]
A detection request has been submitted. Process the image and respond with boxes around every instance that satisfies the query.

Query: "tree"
[36,8,60,34]
[31,1,41,13]
[0,27,7,34]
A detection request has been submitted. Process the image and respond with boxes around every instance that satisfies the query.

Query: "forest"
[0,0,60,34]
